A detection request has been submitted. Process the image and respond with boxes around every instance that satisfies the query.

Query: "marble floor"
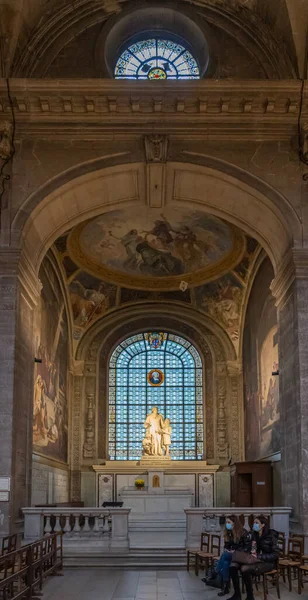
[42,569,308,600]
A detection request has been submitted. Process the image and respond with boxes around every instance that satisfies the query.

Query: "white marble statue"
[161,418,172,457]
[142,407,172,457]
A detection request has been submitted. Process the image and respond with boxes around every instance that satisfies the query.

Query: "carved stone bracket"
[144,135,168,163]
[83,392,96,459]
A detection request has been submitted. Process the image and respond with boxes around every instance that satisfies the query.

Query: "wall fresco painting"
[69,271,117,328]
[260,326,280,456]
[67,207,245,290]
[195,273,244,349]
[33,258,68,462]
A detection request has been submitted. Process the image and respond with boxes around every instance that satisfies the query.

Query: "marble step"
[63,548,187,568]
[129,523,186,531]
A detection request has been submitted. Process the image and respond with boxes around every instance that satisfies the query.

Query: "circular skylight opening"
[114,38,200,80]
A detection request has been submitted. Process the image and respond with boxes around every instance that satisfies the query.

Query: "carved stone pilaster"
[83,393,95,459]
[227,360,243,462]
[217,379,229,460]
[230,378,240,462]
[271,249,308,309]
[0,121,13,160]
[71,376,82,501]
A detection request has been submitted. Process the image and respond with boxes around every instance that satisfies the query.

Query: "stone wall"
[31,461,69,505]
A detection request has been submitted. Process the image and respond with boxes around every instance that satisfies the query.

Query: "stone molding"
[271,248,308,307]
[0,80,301,140]
[0,249,41,307]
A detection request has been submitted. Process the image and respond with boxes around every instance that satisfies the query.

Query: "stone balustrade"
[22,507,131,549]
[184,506,292,548]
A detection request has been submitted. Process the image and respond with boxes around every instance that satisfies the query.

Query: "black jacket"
[251,528,279,563]
[224,529,251,552]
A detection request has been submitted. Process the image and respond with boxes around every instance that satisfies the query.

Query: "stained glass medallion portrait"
[114,38,200,80]
[109,332,203,460]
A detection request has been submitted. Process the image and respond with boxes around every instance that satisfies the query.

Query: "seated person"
[208,516,249,597]
[228,514,279,600]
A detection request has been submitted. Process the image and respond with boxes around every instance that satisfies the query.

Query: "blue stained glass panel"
[114,38,200,80]
[108,332,203,460]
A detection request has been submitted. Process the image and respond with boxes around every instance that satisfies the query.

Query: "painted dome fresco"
[67,207,245,291]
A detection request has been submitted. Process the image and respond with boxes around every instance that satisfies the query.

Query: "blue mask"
[226,523,233,531]
[253,523,261,532]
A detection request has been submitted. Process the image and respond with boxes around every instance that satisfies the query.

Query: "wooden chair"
[256,561,281,600]
[279,537,303,591]
[1,534,18,556]
[195,534,221,576]
[277,532,286,558]
[187,532,210,574]
[297,552,308,594]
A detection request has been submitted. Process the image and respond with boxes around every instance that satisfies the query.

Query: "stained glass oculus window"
[114,38,200,80]
[109,332,203,460]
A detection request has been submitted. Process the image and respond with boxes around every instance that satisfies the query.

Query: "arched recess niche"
[70,305,243,500]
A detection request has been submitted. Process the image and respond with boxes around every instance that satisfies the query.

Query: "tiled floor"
[42,568,308,600]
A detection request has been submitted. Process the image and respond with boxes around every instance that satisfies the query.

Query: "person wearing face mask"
[205,516,250,597]
[227,515,279,600]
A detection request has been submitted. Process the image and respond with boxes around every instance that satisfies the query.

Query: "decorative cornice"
[271,248,308,307]
[0,79,302,140]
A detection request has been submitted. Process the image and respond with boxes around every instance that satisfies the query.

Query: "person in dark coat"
[212,516,250,596]
[227,515,279,600]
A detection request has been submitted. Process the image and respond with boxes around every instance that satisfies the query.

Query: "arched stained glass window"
[114,38,200,80]
[109,332,203,460]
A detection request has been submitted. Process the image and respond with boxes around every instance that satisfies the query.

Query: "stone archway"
[14,160,299,275]
[69,304,242,501]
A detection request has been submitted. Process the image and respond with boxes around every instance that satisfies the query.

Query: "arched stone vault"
[69,305,243,500]
[15,160,300,276]
[12,0,296,79]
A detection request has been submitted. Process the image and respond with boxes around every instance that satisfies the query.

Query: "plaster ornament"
[144,134,168,162]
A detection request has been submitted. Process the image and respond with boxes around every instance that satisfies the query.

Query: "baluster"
[243,514,250,531]
[73,514,81,534]
[93,516,100,533]
[54,515,62,532]
[103,515,110,533]
[215,516,220,532]
[64,515,71,534]
[83,515,91,533]
[44,515,52,535]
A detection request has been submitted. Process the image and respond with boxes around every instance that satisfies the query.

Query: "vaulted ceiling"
[1,0,307,78]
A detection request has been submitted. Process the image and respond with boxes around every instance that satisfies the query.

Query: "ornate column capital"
[271,248,308,308]
[227,360,242,377]
[70,359,85,376]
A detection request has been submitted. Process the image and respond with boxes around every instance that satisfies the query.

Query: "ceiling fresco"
[53,210,261,354]
[67,207,245,291]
